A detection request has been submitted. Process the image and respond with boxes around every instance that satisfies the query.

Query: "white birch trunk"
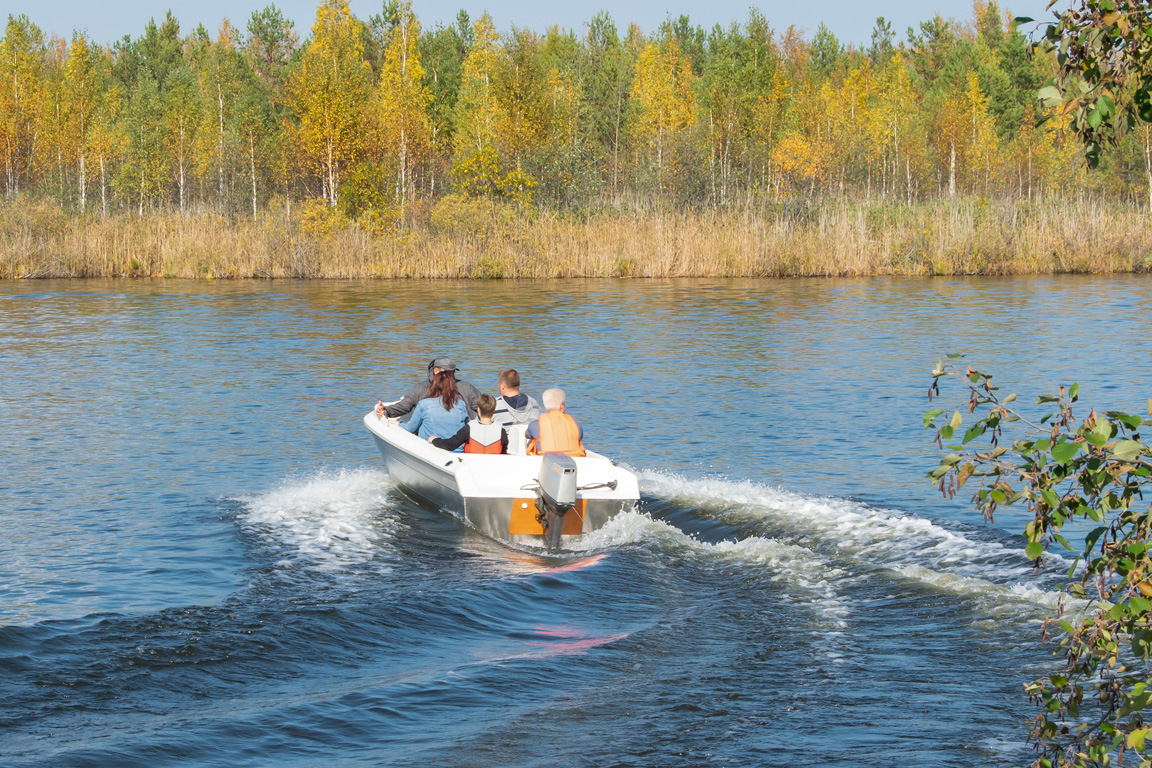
[249,130,257,221]
[949,142,956,199]
[99,151,106,218]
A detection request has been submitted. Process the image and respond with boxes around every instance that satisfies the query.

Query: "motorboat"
[363,408,640,550]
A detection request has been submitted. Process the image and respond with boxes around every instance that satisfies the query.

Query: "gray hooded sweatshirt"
[492,392,541,426]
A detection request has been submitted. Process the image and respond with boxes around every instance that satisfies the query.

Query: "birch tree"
[630,36,695,188]
[63,34,101,212]
[287,0,370,207]
[0,15,46,195]
[374,1,430,207]
[163,67,200,212]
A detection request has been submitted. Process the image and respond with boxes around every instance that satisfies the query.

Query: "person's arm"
[462,382,480,419]
[525,420,539,441]
[385,382,424,418]
[500,428,508,455]
[431,423,470,451]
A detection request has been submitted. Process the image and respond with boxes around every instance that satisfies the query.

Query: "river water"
[2,277,1151,767]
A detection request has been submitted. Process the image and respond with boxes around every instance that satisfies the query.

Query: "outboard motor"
[535,452,578,550]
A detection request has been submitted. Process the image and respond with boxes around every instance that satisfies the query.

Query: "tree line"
[2,0,1150,224]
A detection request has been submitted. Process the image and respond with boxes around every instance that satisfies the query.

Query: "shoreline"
[3,196,1150,280]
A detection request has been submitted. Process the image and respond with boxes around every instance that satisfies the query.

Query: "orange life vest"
[527,410,585,457]
[464,420,505,454]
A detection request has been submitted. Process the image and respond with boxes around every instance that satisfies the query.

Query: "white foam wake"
[637,470,1061,609]
[234,468,399,571]
[573,510,850,632]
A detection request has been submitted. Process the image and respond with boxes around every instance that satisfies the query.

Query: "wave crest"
[233,468,398,571]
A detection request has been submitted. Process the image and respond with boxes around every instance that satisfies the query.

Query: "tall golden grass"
[2,195,1150,279]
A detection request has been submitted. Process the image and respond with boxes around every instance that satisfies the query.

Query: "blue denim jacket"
[401,396,468,440]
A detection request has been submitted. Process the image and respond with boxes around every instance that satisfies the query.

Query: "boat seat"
[506,424,528,455]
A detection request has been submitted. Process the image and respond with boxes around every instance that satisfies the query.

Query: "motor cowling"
[535,452,578,550]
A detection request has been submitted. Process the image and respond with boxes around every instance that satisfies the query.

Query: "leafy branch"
[926,359,1152,768]
[1021,0,1152,167]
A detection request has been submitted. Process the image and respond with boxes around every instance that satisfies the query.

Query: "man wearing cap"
[376,357,481,422]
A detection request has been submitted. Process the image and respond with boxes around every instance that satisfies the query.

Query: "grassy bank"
[2,196,1150,279]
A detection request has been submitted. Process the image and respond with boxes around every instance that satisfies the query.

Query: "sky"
[13,0,1058,48]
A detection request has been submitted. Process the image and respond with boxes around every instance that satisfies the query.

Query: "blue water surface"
[3,276,1151,767]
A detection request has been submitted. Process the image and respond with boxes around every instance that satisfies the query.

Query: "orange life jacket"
[527,410,585,457]
[464,420,505,454]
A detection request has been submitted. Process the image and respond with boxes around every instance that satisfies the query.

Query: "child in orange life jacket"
[430,393,508,454]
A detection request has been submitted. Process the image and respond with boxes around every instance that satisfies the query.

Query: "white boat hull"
[363,411,639,549]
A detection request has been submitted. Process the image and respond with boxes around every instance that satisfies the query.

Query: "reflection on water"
[2,276,1151,767]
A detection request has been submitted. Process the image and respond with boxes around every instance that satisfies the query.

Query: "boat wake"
[233,468,401,571]
[634,470,1068,611]
[572,510,850,633]
[230,466,1071,620]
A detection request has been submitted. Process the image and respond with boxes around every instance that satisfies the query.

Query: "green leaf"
[1085,527,1107,551]
[1086,430,1108,447]
[1041,488,1061,510]
[1025,541,1044,560]
[950,410,962,430]
[1052,440,1081,463]
[923,408,944,429]
[1065,557,1080,578]
[962,425,985,444]
[940,425,954,440]
[946,352,964,359]
[1003,393,1017,404]
[1069,383,1079,401]
[1132,595,1152,614]
[1038,85,1062,107]
[1114,440,1144,462]
[1129,727,1150,752]
[1134,629,1152,660]
[1120,414,1143,430]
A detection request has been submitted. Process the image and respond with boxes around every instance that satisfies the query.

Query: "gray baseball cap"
[429,357,458,371]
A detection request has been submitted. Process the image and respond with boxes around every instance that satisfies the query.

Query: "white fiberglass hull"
[363,411,639,549]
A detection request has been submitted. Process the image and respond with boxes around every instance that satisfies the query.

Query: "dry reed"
[2,196,1150,280]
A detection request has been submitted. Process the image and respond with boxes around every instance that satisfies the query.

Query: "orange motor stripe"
[509,498,542,535]
[508,498,586,535]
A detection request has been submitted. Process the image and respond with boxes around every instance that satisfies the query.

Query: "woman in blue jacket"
[401,370,468,441]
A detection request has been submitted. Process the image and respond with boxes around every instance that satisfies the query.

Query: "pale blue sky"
[15,0,1056,47]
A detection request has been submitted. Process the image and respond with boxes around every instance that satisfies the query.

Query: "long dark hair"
[426,370,458,411]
